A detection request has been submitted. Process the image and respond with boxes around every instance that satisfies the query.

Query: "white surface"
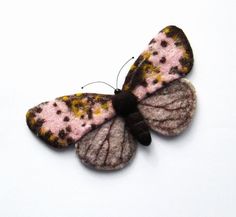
[0,0,236,216]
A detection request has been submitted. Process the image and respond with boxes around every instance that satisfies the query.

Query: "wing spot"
[66,126,72,132]
[53,103,57,107]
[152,51,158,56]
[58,129,66,139]
[161,40,168,47]
[160,57,166,63]
[82,123,86,127]
[36,107,42,113]
[152,79,158,84]
[63,116,70,122]
[56,110,62,115]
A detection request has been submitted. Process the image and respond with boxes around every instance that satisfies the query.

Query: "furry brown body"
[112,89,151,146]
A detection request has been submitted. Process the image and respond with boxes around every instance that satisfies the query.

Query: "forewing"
[26,93,115,148]
[138,79,196,136]
[123,26,193,101]
[76,117,137,171]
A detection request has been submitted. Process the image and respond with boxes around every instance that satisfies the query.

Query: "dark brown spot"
[63,116,70,122]
[58,129,66,139]
[152,51,158,55]
[81,115,84,119]
[175,41,182,46]
[34,118,45,130]
[67,137,75,144]
[91,124,96,130]
[56,110,61,115]
[35,107,42,113]
[65,100,71,107]
[152,79,158,84]
[44,130,52,139]
[88,108,93,119]
[149,38,156,45]
[66,126,71,132]
[169,66,179,74]
[160,57,166,63]
[82,123,86,127]
[53,102,57,107]
[161,40,168,47]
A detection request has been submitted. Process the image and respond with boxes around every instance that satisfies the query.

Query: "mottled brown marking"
[58,129,66,139]
[149,38,156,45]
[161,40,168,47]
[66,126,71,132]
[36,107,42,113]
[160,56,166,63]
[63,116,70,122]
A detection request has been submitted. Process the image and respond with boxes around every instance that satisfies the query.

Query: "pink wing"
[26,93,115,148]
[123,26,193,101]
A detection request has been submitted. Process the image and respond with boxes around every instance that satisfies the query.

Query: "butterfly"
[26,26,196,171]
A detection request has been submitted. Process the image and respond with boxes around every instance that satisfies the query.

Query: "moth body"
[112,89,151,146]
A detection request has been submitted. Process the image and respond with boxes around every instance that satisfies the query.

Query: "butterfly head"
[114,88,122,95]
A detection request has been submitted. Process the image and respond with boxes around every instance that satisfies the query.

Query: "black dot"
[58,129,66,139]
[152,51,158,55]
[152,79,158,84]
[161,40,168,47]
[160,57,166,63]
[53,103,57,107]
[82,123,86,127]
[56,110,61,115]
[66,126,71,132]
[36,107,42,113]
[63,116,70,122]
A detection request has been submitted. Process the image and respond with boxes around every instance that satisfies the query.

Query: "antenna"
[81,81,115,90]
[116,57,134,89]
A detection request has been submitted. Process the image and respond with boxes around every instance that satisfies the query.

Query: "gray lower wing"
[76,117,137,171]
[138,78,196,136]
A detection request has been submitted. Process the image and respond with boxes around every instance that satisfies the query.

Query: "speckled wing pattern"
[138,79,196,136]
[123,26,193,101]
[26,93,115,148]
[76,117,136,170]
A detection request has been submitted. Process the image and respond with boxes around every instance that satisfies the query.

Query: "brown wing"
[76,117,137,170]
[26,93,115,149]
[138,79,196,136]
[123,26,194,101]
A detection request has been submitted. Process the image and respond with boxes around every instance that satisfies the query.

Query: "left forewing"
[26,93,115,149]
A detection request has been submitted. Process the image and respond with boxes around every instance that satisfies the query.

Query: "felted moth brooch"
[26,26,196,171]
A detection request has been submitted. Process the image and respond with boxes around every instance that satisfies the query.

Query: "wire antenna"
[81,81,115,90]
[116,57,134,89]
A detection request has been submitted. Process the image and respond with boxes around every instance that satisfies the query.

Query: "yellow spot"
[94,107,101,115]
[101,102,109,110]
[156,73,163,82]
[182,66,188,73]
[75,93,82,97]
[163,27,170,34]
[95,95,101,101]
[49,135,56,142]
[183,52,190,59]
[26,111,30,118]
[142,51,151,59]
[62,96,69,101]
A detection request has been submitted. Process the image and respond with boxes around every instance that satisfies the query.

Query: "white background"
[0,0,236,216]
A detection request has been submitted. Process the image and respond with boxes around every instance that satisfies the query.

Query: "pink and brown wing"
[123,26,194,101]
[26,93,115,148]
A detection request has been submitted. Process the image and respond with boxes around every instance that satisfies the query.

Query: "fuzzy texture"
[26,93,115,148]
[138,78,196,136]
[123,26,193,101]
[76,117,137,170]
